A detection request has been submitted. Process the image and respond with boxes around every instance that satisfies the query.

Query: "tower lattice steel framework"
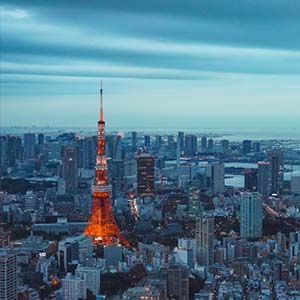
[84,85,129,247]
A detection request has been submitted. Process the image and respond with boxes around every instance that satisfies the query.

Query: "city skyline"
[1,0,300,128]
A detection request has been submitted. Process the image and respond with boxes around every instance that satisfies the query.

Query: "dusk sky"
[1,0,300,129]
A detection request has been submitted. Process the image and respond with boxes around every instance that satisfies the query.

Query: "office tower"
[195,214,214,266]
[207,138,214,152]
[0,136,8,174]
[184,134,197,156]
[78,137,96,169]
[253,141,261,153]
[38,133,44,145]
[267,148,284,195]
[0,253,17,300]
[62,145,78,194]
[206,163,224,195]
[58,235,93,272]
[75,265,101,296]
[85,86,129,247]
[242,140,252,154]
[201,136,207,153]
[167,264,189,300]
[177,131,184,152]
[62,272,87,300]
[137,154,155,197]
[240,192,263,239]
[108,159,124,199]
[7,136,22,167]
[258,161,271,199]
[24,133,36,159]
[104,245,123,268]
[167,135,174,148]
[106,134,122,160]
[221,139,229,153]
[144,135,151,148]
[131,131,137,152]
[291,175,300,194]
[244,169,258,191]
[156,135,162,149]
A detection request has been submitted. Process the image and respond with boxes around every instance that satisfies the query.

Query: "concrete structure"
[240,192,263,239]
[137,154,155,197]
[0,253,17,300]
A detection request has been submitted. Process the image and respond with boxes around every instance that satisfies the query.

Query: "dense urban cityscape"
[1,86,300,300]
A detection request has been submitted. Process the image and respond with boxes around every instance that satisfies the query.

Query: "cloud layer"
[0,0,300,127]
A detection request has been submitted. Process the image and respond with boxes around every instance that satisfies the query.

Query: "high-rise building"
[201,136,207,153]
[258,161,271,199]
[84,86,129,247]
[7,136,22,167]
[156,135,162,149]
[240,192,263,239]
[106,134,122,160]
[0,253,17,300]
[137,154,155,197]
[78,137,96,169]
[24,133,36,159]
[206,163,224,195]
[144,135,151,149]
[38,133,44,145]
[184,134,197,156]
[0,136,8,174]
[252,141,261,153]
[267,148,284,195]
[244,169,258,191]
[62,146,78,194]
[207,138,214,153]
[131,131,137,152]
[75,265,101,296]
[177,131,184,152]
[62,272,87,300]
[167,264,189,300]
[221,139,229,153]
[108,159,124,199]
[188,187,201,216]
[242,140,252,154]
[195,214,214,266]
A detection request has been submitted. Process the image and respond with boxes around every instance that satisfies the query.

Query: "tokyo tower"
[84,84,129,247]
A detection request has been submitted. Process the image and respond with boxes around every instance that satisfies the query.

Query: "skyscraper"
[131,131,137,152]
[268,149,284,195]
[242,140,252,154]
[0,136,8,175]
[75,265,101,296]
[137,154,155,197]
[207,163,224,195]
[62,146,78,194]
[244,169,258,191]
[258,161,271,200]
[184,134,197,156]
[207,138,214,153]
[7,136,22,167]
[177,131,184,152]
[144,135,151,149]
[0,253,17,300]
[240,192,263,239]
[201,136,207,153]
[195,214,214,266]
[24,133,36,159]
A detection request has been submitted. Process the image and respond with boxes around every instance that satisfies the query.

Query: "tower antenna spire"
[100,80,103,122]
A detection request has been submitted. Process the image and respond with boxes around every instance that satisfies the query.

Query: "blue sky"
[1,0,300,128]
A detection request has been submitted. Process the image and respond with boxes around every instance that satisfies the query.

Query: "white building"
[62,273,87,300]
[0,253,17,300]
[240,192,263,239]
[75,265,101,296]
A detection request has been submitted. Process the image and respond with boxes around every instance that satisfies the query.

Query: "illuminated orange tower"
[84,84,129,247]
